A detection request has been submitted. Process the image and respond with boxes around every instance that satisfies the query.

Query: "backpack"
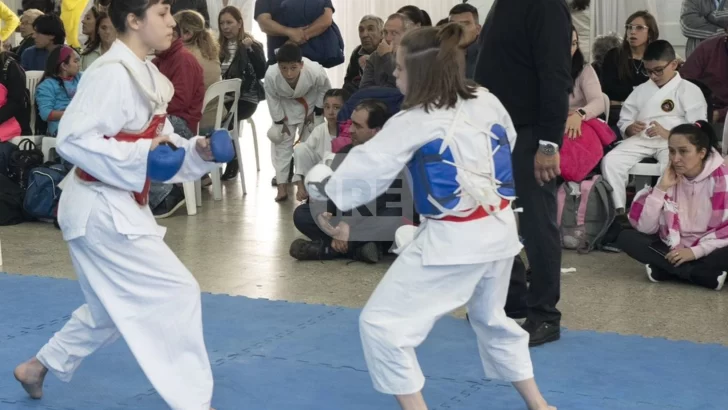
[556,175,617,253]
[23,162,71,221]
[0,141,18,177]
[0,173,25,226]
[9,138,44,190]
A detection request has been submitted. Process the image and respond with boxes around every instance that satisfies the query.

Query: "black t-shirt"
[599,47,650,103]
[254,0,334,62]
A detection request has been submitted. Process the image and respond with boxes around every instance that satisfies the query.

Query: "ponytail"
[436,22,465,64]
[669,120,722,159]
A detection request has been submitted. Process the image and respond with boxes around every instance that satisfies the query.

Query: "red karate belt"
[435,198,511,222]
[76,114,167,206]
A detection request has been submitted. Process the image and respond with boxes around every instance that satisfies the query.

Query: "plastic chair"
[239,117,260,171]
[25,71,44,135]
[41,137,56,162]
[181,79,242,215]
[602,93,610,124]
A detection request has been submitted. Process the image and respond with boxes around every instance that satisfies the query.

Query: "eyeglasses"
[640,61,674,77]
[625,24,649,32]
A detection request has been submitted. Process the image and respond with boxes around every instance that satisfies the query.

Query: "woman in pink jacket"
[617,120,728,290]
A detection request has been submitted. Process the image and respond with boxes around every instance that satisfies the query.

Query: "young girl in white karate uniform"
[13,1,234,409]
[305,24,555,410]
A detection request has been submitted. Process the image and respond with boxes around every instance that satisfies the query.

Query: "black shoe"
[271,176,277,186]
[152,186,186,219]
[289,239,336,261]
[522,320,560,347]
[351,242,380,264]
[221,159,239,181]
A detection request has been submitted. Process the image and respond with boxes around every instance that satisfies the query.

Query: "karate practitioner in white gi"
[12,1,236,409]
[265,42,331,201]
[602,40,707,211]
[305,24,555,410]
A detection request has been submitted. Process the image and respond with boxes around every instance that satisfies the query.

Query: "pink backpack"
[556,175,616,253]
[0,83,21,142]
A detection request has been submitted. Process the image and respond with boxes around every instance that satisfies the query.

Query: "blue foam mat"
[1,273,726,410]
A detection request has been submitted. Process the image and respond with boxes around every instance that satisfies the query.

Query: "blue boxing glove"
[208,129,235,163]
[147,143,186,181]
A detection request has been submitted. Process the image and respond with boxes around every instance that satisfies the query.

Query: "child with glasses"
[601,40,708,214]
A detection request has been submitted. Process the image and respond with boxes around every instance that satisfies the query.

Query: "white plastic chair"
[602,93,610,124]
[239,117,260,171]
[181,79,242,215]
[42,137,56,162]
[25,71,44,134]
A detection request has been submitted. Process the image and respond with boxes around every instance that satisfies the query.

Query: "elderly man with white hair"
[343,14,383,93]
[360,13,413,89]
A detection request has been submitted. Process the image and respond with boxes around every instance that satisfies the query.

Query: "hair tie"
[57,46,74,68]
[694,122,702,128]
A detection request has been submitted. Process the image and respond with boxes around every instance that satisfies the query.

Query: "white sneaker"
[716,272,727,291]
[645,264,659,283]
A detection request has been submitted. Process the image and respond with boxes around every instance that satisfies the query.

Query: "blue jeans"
[149,116,193,208]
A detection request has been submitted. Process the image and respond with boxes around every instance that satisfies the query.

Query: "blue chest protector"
[406,123,516,217]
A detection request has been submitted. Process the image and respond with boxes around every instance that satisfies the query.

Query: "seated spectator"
[35,46,81,137]
[680,31,728,124]
[343,15,383,94]
[330,86,404,152]
[436,17,449,27]
[264,43,331,202]
[153,23,205,139]
[80,6,99,54]
[680,0,728,57]
[80,11,116,70]
[0,52,31,140]
[255,0,344,68]
[0,2,20,46]
[10,9,42,61]
[448,3,481,79]
[290,99,407,264]
[218,6,267,180]
[617,121,728,290]
[600,11,657,127]
[397,5,431,27]
[21,14,65,71]
[590,32,621,78]
[171,0,210,27]
[601,40,707,214]
[293,88,349,200]
[175,10,220,134]
[360,13,413,89]
[561,25,610,182]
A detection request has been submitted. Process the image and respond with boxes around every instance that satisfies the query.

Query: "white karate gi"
[38,41,217,410]
[325,88,533,395]
[602,73,707,208]
[292,121,335,182]
[264,58,331,183]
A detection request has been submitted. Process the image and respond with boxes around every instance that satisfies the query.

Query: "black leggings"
[617,229,728,288]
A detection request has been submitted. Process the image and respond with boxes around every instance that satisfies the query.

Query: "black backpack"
[0,141,18,177]
[0,173,24,226]
[9,138,44,190]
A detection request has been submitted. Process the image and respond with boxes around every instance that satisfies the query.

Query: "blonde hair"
[218,6,260,62]
[174,10,219,62]
[21,8,44,23]
[399,24,476,112]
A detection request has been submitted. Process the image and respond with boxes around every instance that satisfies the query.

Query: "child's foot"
[14,358,48,399]
[275,184,289,202]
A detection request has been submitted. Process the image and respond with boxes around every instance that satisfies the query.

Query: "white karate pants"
[292,142,322,183]
[601,136,669,209]
[37,203,213,410]
[272,123,313,183]
[359,238,533,395]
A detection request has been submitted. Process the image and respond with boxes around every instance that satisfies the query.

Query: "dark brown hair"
[218,6,260,62]
[618,11,659,81]
[399,23,476,112]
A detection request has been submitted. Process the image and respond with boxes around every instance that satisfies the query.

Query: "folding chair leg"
[248,118,260,172]
[182,182,197,215]
[234,135,246,195]
[211,166,223,200]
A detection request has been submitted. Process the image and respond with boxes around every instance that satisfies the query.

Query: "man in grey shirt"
[360,13,414,89]
[681,0,728,57]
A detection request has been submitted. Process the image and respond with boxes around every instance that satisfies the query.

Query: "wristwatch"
[539,143,558,156]
[576,108,587,119]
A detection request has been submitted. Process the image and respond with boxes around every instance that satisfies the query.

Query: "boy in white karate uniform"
[304,24,554,410]
[293,88,349,201]
[602,40,707,212]
[265,42,332,202]
[12,1,236,409]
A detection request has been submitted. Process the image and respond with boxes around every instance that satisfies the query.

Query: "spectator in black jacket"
[290,99,412,264]
[171,0,210,27]
[343,15,383,94]
[11,9,43,60]
[475,0,572,347]
[0,52,31,137]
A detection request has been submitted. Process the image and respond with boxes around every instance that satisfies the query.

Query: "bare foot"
[275,184,289,202]
[295,180,308,201]
[14,358,48,399]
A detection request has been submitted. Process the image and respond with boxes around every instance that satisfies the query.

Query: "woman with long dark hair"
[80,11,116,70]
[218,5,266,180]
[600,11,659,126]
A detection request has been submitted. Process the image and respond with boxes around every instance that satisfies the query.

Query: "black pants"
[617,229,728,288]
[293,203,395,254]
[506,127,562,324]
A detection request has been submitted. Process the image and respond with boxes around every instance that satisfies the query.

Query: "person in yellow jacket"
[0,1,20,43]
[60,0,89,48]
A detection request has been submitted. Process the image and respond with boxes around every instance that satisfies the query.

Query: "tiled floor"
[2,107,727,346]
